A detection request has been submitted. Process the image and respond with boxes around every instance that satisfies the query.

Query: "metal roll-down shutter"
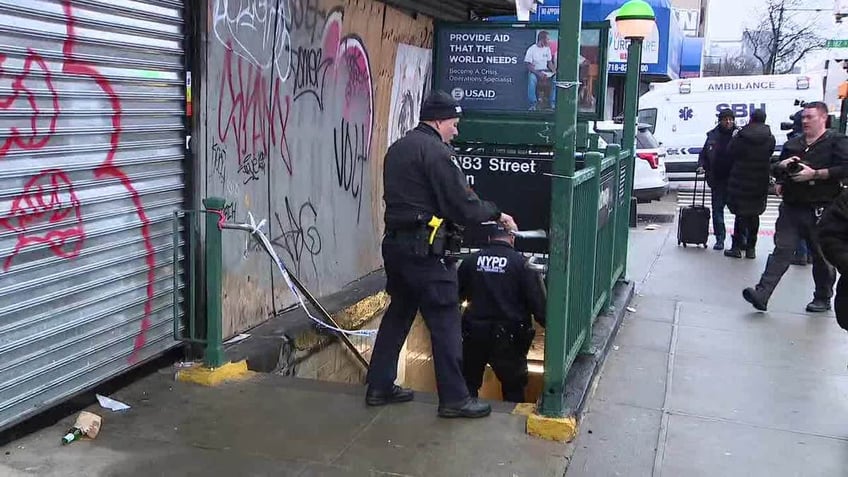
[0,0,187,430]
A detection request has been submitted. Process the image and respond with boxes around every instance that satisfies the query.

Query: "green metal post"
[619,38,643,278]
[540,0,583,418]
[203,197,226,368]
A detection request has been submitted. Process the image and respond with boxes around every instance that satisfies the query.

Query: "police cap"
[420,91,463,121]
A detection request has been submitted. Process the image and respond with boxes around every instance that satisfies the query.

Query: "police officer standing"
[457,224,546,403]
[743,102,848,313]
[366,91,517,419]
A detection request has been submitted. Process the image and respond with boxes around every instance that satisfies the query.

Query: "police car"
[593,120,669,203]
[637,74,824,186]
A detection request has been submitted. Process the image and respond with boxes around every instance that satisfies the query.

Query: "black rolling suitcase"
[677,172,710,248]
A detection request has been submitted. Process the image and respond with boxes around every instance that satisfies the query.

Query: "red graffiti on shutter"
[61,1,154,364]
[0,50,60,158]
[0,169,85,271]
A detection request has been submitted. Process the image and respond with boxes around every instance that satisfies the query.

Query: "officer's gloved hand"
[498,213,518,232]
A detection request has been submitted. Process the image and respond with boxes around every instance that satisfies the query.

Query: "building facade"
[0,0,443,433]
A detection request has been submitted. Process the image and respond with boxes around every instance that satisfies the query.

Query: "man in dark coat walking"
[724,109,776,259]
[698,109,739,250]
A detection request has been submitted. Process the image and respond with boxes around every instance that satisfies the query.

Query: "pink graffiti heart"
[320,11,373,153]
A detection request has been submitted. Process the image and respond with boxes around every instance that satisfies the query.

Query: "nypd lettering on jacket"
[476,255,508,274]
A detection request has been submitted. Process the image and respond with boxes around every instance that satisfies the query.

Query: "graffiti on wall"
[213,0,292,82]
[0,1,156,364]
[209,0,375,292]
[387,44,432,147]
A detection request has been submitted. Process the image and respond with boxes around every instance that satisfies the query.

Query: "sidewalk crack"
[652,300,681,477]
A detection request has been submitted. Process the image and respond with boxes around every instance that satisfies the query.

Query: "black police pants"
[757,203,836,301]
[462,321,529,403]
[366,238,469,405]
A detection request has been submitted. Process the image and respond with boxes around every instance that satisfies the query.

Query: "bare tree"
[743,0,826,74]
[702,54,762,77]
[725,55,761,76]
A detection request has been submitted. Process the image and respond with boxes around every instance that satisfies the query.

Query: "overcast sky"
[707,0,836,40]
[705,0,843,71]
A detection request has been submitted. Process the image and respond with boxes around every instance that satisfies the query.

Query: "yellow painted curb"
[512,403,537,416]
[526,413,578,442]
[176,360,253,386]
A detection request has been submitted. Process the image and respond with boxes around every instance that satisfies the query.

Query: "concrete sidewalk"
[0,372,568,477]
[567,213,848,476]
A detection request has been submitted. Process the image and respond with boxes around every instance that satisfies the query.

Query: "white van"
[637,74,824,185]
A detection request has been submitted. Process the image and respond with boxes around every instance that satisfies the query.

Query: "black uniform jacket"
[457,242,546,327]
[383,123,500,229]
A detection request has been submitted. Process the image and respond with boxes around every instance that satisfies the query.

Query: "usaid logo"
[452,88,495,100]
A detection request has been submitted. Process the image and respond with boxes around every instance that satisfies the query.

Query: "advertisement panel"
[435,26,604,113]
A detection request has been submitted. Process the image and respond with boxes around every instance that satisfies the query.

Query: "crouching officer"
[457,224,546,403]
[366,90,518,419]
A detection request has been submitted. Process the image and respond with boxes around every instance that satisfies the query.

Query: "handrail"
[171,202,371,371]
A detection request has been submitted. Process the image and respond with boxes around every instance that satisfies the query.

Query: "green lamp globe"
[615,0,657,39]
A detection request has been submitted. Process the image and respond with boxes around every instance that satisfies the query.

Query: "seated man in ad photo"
[525,31,556,111]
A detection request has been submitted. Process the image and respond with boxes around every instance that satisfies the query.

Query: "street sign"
[452,150,553,253]
[827,39,848,48]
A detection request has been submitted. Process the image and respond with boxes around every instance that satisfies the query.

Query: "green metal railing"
[570,153,601,352]
[170,200,227,368]
[592,153,619,318]
[172,198,371,371]
[612,148,632,284]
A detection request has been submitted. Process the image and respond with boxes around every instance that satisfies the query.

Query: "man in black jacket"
[458,224,546,403]
[725,109,776,259]
[743,102,848,313]
[698,109,739,250]
[367,91,517,419]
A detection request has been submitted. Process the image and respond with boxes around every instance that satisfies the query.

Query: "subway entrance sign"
[453,148,553,253]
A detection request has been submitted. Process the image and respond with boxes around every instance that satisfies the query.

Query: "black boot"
[437,397,492,418]
[806,298,832,313]
[724,235,743,258]
[365,385,415,406]
[745,248,757,259]
[724,248,743,258]
[743,287,769,311]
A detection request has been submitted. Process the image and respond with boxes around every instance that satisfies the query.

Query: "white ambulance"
[637,74,824,185]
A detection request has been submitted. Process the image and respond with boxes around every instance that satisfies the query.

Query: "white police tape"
[236,212,377,338]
